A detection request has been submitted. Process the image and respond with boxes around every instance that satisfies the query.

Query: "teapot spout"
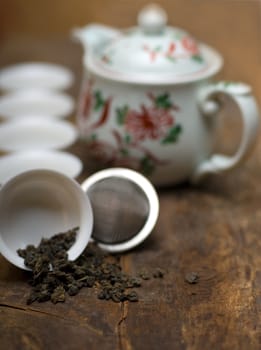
[72,24,120,53]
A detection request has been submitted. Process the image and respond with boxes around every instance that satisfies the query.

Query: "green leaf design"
[155,93,173,109]
[124,134,132,144]
[166,55,176,63]
[174,32,183,40]
[224,81,234,87]
[140,156,155,175]
[94,90,105,111]
[161,124,182,144]
[155,46,162,52]
[192,55,204,63]
[116,105,129,125]
[120,148,129,156]
[90,133,97,141]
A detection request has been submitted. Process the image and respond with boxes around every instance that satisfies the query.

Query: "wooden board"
[1,138,261,349]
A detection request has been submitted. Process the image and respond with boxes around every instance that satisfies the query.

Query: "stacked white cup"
[0,62,83,185]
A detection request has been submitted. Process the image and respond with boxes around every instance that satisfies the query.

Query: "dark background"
[0,0,260,101]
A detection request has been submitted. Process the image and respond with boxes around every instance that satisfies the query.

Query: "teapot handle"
[191,82,260,183]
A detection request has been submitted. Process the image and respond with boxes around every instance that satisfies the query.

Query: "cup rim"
[0,169,93,270]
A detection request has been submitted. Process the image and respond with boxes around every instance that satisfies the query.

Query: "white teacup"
[0,169,93,270]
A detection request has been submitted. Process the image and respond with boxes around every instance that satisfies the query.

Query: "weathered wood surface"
[0,29,261,350]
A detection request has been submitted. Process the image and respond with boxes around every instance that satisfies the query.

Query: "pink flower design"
[181,36,199,55]
[101,54,111,64]
[142,45,160,62]
[165,42,176,59]
[80,80,94,118]
[125,105,174,141]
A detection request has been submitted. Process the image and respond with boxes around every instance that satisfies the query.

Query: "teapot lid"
[87,4,223,84]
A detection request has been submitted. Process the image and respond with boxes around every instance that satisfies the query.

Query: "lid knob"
[138,4,167,35]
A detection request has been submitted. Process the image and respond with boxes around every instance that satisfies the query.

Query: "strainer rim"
[81,167,159,252]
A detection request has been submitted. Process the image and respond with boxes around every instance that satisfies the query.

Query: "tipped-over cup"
[0,169,93,270]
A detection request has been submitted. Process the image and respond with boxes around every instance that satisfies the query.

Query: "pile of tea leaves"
[17,227,163,305]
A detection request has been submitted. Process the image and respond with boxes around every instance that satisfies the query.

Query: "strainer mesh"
[87,177,150,244]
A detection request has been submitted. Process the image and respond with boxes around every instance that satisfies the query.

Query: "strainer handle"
[191,82,260,183]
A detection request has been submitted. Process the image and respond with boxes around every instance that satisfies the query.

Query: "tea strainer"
[81,168,159,253]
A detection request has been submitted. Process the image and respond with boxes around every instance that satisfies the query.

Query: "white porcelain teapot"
[73,4,260,186]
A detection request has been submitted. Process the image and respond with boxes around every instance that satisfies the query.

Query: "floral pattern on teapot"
[100,34,204,72]
[79,81,182,175]
[142,36,203,63]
